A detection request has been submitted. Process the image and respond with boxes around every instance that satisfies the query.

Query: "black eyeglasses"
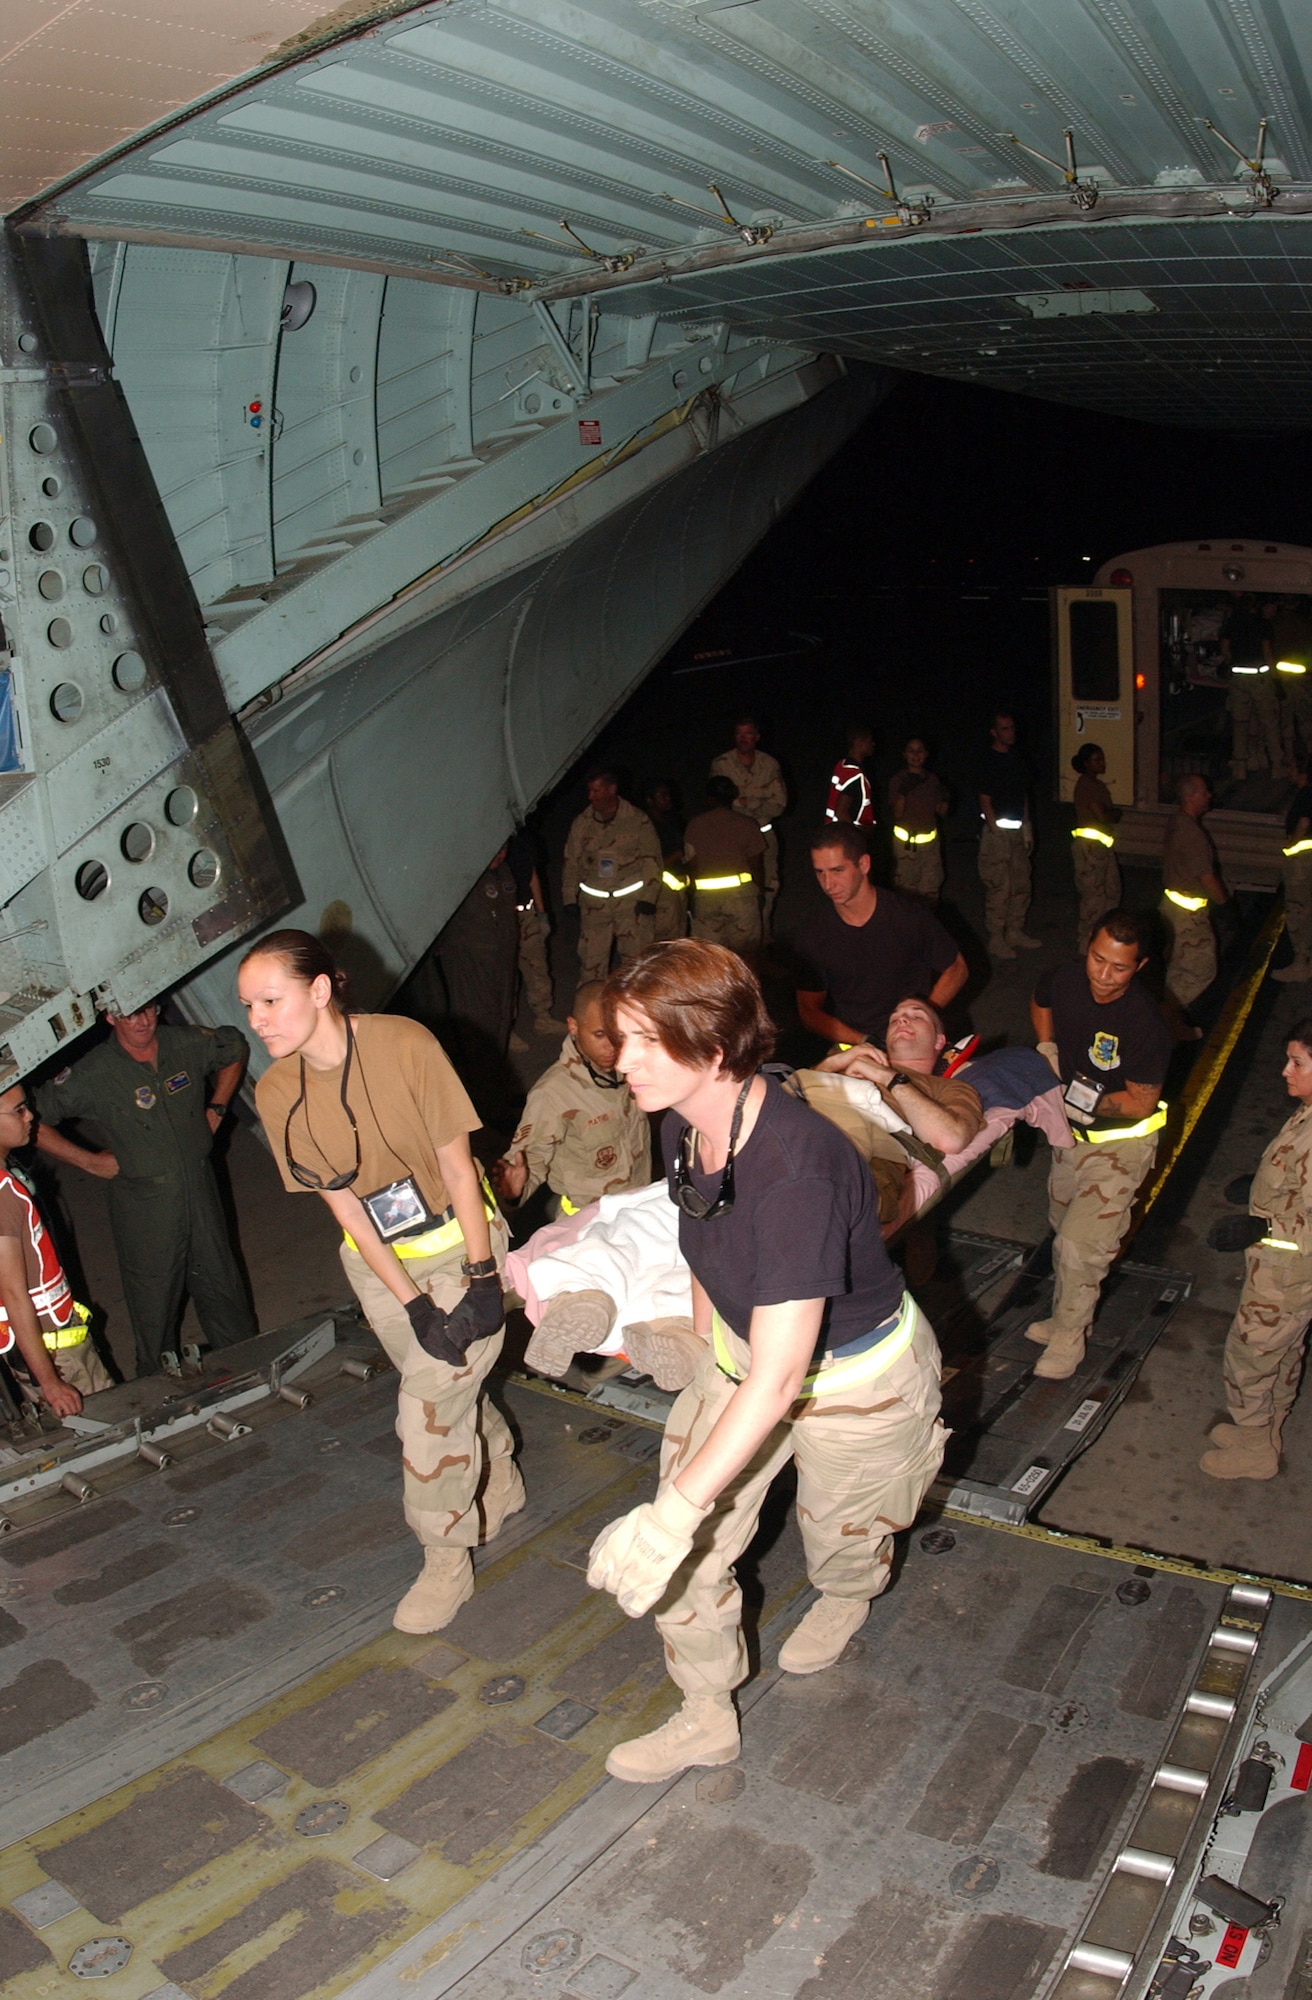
[674,1076,752,1220]
[284,1016,361,1191]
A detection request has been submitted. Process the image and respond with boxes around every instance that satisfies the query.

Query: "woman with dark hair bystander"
[587,938,947,1782]
[238,929,521,1632]
[1202,1016,1312,1481]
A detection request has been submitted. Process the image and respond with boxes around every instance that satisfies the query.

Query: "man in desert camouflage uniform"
[562,767,661,983]
[1027,912,1172,1380]
[1202,1022,1312,1481]
[710,716,786,933]
[493,984,650,1226]
[1161,774,1227,1013]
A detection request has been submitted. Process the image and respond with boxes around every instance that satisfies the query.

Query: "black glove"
[1206,1214,1268,1253]
[406,1274,505,1367]
[635,900,657,918]
[405,1292,467,1368]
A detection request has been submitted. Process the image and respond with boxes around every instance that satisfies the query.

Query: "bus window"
[1069,600,1120,701]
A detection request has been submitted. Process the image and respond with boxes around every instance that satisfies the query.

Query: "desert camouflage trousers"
[690,885,761,953]
[893,835,944,901]
[1222,1241,1312,1433]
[1048,1133,1158,1340]
[978,825,1032,945]
[53,1333,114,1396]
[1072,838,1121,952]
[516,906,555,1020]
[577,900,654,982]
[1161,897,1216,1008]
[341,1211,517,1551]
[1228,677,1284,772]
[1285,850,1312,963]
[651,879,687,942]
[651,1309,948,1699]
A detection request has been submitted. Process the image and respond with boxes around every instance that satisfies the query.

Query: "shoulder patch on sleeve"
[52,1067,71,1086]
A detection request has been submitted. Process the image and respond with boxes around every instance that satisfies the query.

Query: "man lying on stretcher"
[511,997,1069,1388]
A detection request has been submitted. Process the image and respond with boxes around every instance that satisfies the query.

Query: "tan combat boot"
[1200,1422,1280,1480]
[393,1546,474,1632]
[1033,1328,1087,1379]
[480,1449,525,1541]
[778,1595,870,1675]
[1024,1319,1053,1346]
[989,936,1017,960]
[621,1318,704,1391]
[605,1695,739,1783]
[524,1289,615,1378]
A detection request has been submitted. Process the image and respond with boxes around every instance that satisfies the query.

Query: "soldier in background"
[1069,742,1121,952]
[34,1000,253,1377]
[433,847,521,1112]
[710,715,786,935]
[0,1083,97,1412]
[685,775,765,954]
[1275,760,1312,984]
[1222,593,1279,778]
[977,710,1040,958]
[563,766,661,982]
[825,722,876,827]
[494,981,650,1230]
[888,737,949,901]
[1160,774,1227,1019]
[506,826,566,1037]
[645,779,688,942]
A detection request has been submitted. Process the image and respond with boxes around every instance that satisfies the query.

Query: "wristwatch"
[461,1255,498,1279]
[208,1100,230,1116]
[885,1072,914,1091]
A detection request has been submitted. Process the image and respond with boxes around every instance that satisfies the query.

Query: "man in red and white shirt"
[825,723,876,827]
[0,1082,106,1414]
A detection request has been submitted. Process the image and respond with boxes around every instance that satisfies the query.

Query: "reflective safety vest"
[1165,888,1208,912]
[1073,826,1115,848]
[0,1166,82,1353]
[694,871,755,892]
[1071,1101,1168,1145]
[343,1179,498,1258]
[579,878,644,901]
[712,1290,919,1396]
[893,825,938,845]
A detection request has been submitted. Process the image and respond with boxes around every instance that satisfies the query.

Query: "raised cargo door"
[1054,587,1134,804]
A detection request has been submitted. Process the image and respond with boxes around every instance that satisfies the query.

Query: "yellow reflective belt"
[1073,826,1115,848]
[712,1291,918,1395]
[1165,888,1208,912]
[661,870,688,892]
[1072,1101,1168,1145]
[559,1194,580,1217]
[344,1182,497,1257]
[43,1302,92,1351]
[1277,660,1307,675]
[893,825,938,845]
[1260,1235,1301,1252]
[580,879,644,900]
[1284,840,1312,858]
[694,872,754,891]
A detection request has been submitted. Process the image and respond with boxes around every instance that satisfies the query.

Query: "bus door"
[1053,587,1134,803]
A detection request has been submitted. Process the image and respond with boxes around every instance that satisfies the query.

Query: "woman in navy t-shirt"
[587,939,947,1784]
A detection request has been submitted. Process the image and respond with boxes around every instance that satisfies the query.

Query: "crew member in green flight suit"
[32,999,256,1375]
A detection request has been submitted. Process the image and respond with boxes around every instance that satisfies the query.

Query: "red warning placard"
[1216,1923,1249,1969]
[578,419,602,446]
[1291,1742,1312,1790]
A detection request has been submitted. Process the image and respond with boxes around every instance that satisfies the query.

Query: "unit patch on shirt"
[1089,1032,1120,1072]
[134,1086,157,1110]
[165,1071,191,1094]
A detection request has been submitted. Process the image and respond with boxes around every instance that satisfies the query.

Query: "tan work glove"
[1038,1040,1062,1078]
[587,1483,711,1618]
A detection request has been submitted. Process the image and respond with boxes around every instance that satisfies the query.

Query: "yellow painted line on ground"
[944,1507,1312,1600]
[1136,898,1285,1224]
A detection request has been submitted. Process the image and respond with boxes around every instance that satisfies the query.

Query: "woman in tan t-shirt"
[238,929,521,1635]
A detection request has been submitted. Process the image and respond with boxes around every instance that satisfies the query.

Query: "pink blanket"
[908,1084,1073,1209]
